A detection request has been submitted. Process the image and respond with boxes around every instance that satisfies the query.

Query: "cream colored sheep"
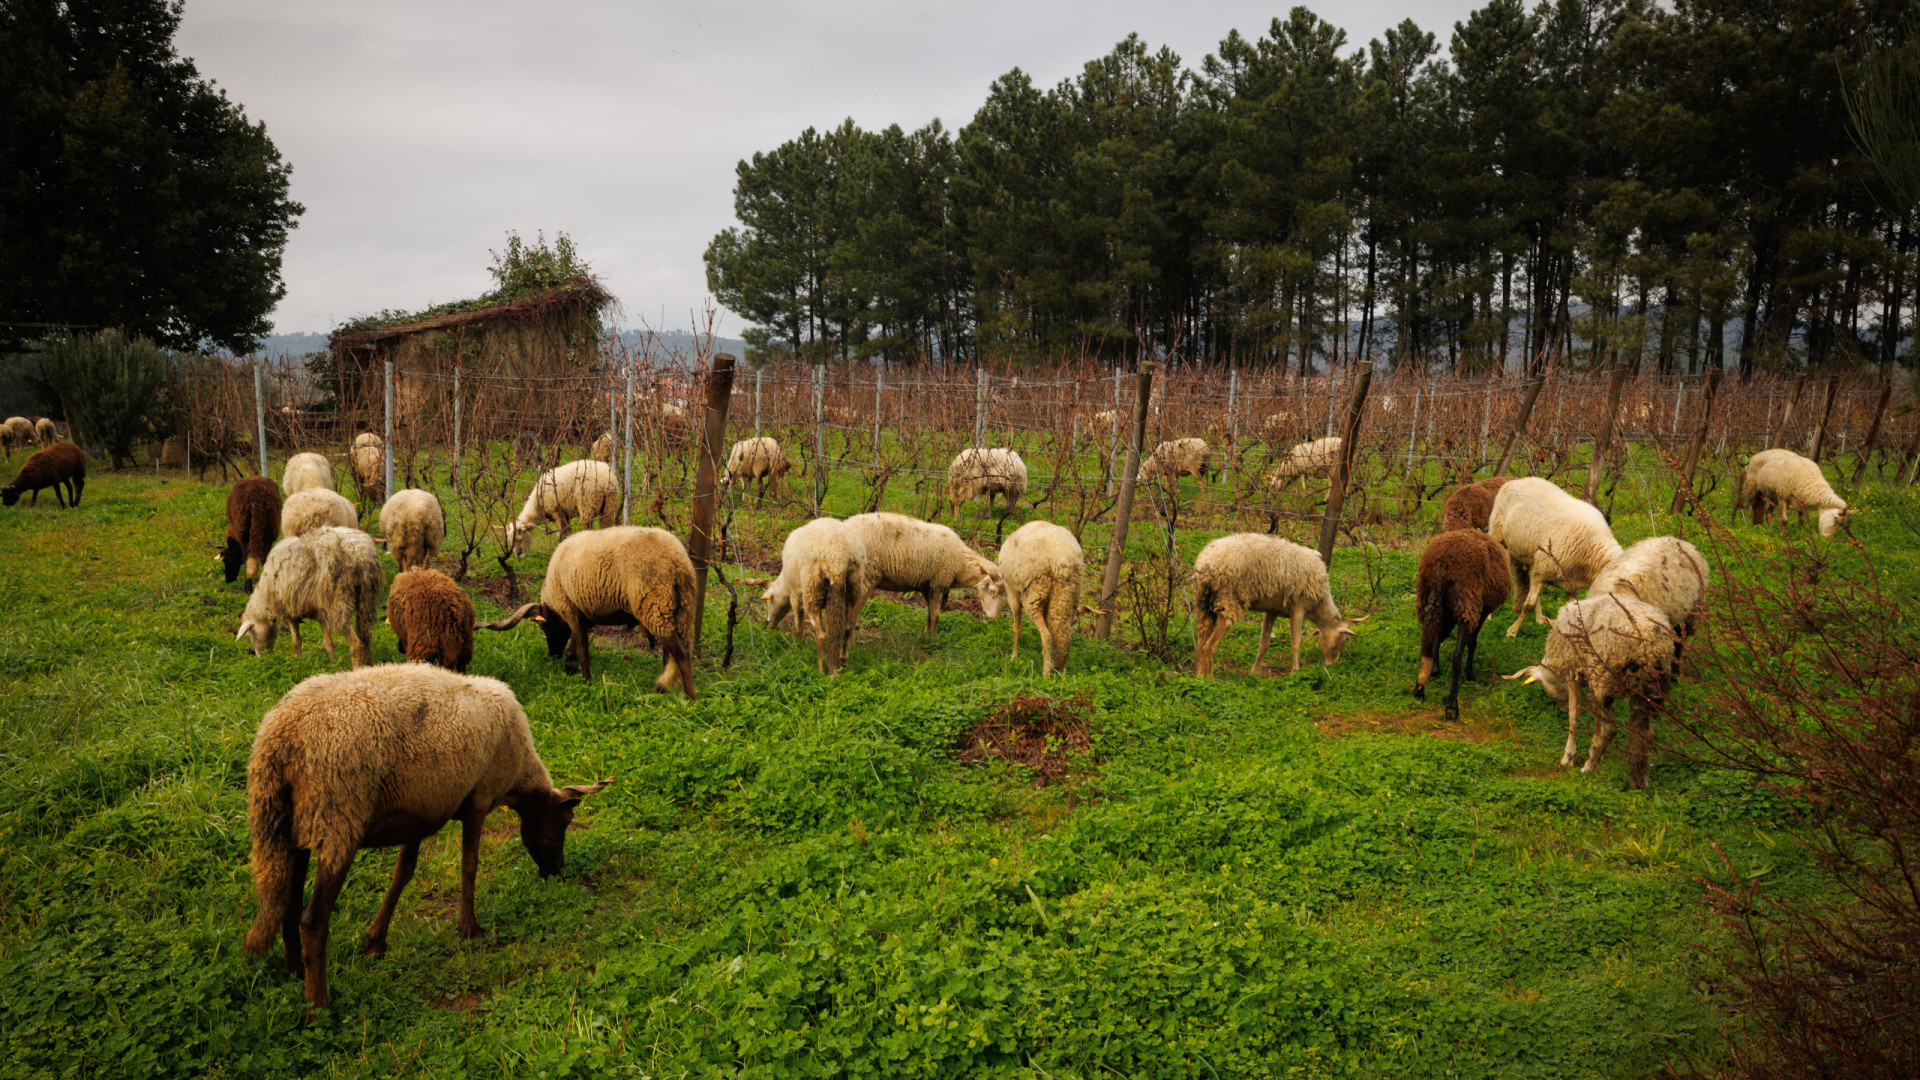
[1138,438,1213,484]
[236,526,382,668]
[1092,409,1118,430]
[379,488,444,572]
[282,452,335,495]
[280,487,358,537]
[1266,435,1342,491]
[845,511,1004,633]
[946,448,1027,517]
[589,432,615,463]
[1506,594,1676,788]
[1587,536,1709,637]
[722,436,790,493]
[1740,448,1852,536]
[243,664,611,1008]
[998,520,1083,677]
[765,518,867,675]
[505,459,619,557]
[2,416,31,457]
[33,417,56,446]
[1487,477,1623,637]
[1191,533,1367,677]
[480,526,696,695]
[350,432,385,501]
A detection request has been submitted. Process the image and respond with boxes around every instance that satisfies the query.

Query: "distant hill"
[244,328,749,366]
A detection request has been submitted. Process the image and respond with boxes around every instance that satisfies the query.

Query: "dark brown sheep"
[2,443,85,507]
[1414,529,1513,722]
[221,476,282,591]
[1440,475,1514,532]
[387,569,475,672]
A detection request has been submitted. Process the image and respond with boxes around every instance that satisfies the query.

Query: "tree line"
[704,0,1916,376]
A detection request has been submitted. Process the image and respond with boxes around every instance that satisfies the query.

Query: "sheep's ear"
[556,776,615,807]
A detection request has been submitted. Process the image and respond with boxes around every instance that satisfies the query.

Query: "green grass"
[0,446,1911,1079]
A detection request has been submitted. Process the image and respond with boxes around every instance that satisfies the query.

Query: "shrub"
[39,330,175,467]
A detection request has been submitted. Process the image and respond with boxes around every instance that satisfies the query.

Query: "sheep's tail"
[244,767,297,957]
[246,493,276,566]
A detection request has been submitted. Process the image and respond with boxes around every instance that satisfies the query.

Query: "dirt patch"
[956,694,1097,787]
[463,572,525,610]
[432,990,489,1012]
[1318,705,1513,743]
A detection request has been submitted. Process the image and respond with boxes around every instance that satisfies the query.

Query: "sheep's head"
[513,777,614,877]
[235,617,275,655]
[969,557,1006,619]
[502,519,539,558]
[1819,506,1854,536]
[1318,614,1368,664]
[220,537,245,583]
[1505,663,1568,703]
[479,601,570,658]
[0,484,19,507]
[761,580,793,629]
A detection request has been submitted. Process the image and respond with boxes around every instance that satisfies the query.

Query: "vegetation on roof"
[338,231,607,333]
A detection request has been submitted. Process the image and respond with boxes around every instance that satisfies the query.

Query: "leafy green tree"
[39,330,174,467]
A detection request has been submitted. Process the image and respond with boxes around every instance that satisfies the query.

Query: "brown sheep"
[1440,476,1514,532]
[243,664,612,1009]
[2,443,85,507]
[1413,530,1513,722]
[220,476,282,592]
[387,569,475,672]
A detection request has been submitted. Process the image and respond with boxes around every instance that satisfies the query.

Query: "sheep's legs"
[1289,610,1306,673]
[1625,694,1656,789]
[1582,697,1619,773]
[281,847,310,978]
[925,589,943,634]
[1465,617,1484,680]
[319,623,337,663]
[1250,612,1277,673]
[1444,621,1468,723]
[1008,593,1023,660]
[457,810,486,940]
[299,855,352,1011]
[1030,590,1056,677]
[1561,681,1582,766]
[1506,575,1545,637]
[1194,612,1232,678]
[363,841,420,957]
[289,621,303,659]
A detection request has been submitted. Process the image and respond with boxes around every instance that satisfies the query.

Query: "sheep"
[946,448,1027,518]
[1587,536,1710,639]
[33,417,56,446]
[221,475,282,591]
[764,517,867,675]
[511,430,540,468]
[379,488,444,572]
[1740,448,1853,536]
[281,487,359,537]
[1,442,85,508]
[1487,477,1623,637]
[243,664,612,1009]
[722,436,790,495]
[480,525,697,695]
[998,520,1084,677]
[1092,409,1118,430]
[1266,436,1342,492]
[1506,594,1676,788]
[1191,532,1367,677]
[504,459,619,557]
[2,416,30,459]
[1440,476,1515,532]
[282,452,335,496]
[349,432,385,502]
[236,526,383,668]
[590,431,615,463]
[386,568,474,672]
[1137,438,1213,484]
[1413,529,1513,721]
[845,512,1005,633]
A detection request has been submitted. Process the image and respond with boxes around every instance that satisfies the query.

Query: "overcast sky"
[176,0,1483,341]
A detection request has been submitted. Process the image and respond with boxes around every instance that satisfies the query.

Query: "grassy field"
[0,448,1911,1079]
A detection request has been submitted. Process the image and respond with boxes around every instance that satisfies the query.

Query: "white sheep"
[379,488,444,572]
[280,487,358,537]
[236,525,383,668]
[243,664,611,1008]
[845,511,1005,633]
[1,416,31,459]
[765,517,867,675]
[1740,448,1853,536]
[1092,409,1118,430]
[946,448,1027,518]
[1587,536,1709,638]
[1138,438,1212,484]
[480,525,697,694]
[1487,477,1623,637]
[349,432,385,500]
[505,458,619,557]
[1266,436,1342,491]
[1506,594,1676,788]
[1191,532,1367,677]
[722,436,790,494]
[282,452,334,496]
[34,417,56,446]
[998,520,1084,677]
[590,432,615,464]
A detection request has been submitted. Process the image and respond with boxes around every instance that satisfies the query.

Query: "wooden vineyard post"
[1225,368,1238,484]
[1490,375,1545,477]
[622,358,634,525]
[1807,373,1840,461]
[1317,360,1374,567]
[451,365,462,487]
[1851,379,1895,485]
[253,360,267,477]
[1585,363,1629,504]
[1096,361,1153,642]
[383,360,394,499]
[974,368,988,448]
[1671,363,1721,513]
[1108,367,1123,495]
[688,352,736,649]
[812,364,825,516]
[1771,371,1807,450]
[872,370,882,469]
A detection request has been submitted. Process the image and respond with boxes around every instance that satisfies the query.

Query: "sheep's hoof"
[457,921,484,941]
[1579,761,1598,774]
[363,937,387,957]
[1444,702,1459,724]
[1413,684,1426,700]
[1559,752,1576,767]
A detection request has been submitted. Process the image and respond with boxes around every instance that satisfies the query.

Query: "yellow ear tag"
[1523,674,1538,685]
[532,615,546,623]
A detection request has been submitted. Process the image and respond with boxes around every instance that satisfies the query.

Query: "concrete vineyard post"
[253,361,267,477]
[383,360,394,499]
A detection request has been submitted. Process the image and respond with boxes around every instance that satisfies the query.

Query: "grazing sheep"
[722,436,790,495]
[243,664,611,1009]
[349,433,386,503]
[1587,536,1710,639]
[480,526,696,695]
[1440,476,1515,532]
[236,526,383,668]
[845,512,1005,633]
[659,401,687,421]
[504,459,619,557]
[221,476,282,591]
[1413,530,1513,721]
[1092,409,1118,430]
[1191,533,1367,677]
[281,487,359,537]
[765,518,867,675]
[2,417,30,459]
[386,569,474,672]
[998,520,1084,677]
[33,417,56,446]
[946,447,1028,518]
[379,489,444,572]
[1487,477,1623,637]
[590,432,615,463]
[1740,448,1853,536]
[282,452,335,496]
[1266,436,1342,492]
[1506,594,1676,788]
[511,430,540,468]
[1138,438,1213,484]
[1,442,85,507]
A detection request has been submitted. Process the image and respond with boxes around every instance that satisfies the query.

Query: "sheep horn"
[557,776,615,802]
[1348,614,1371,624]
[235,620,255,641]
[479,602,542,631]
